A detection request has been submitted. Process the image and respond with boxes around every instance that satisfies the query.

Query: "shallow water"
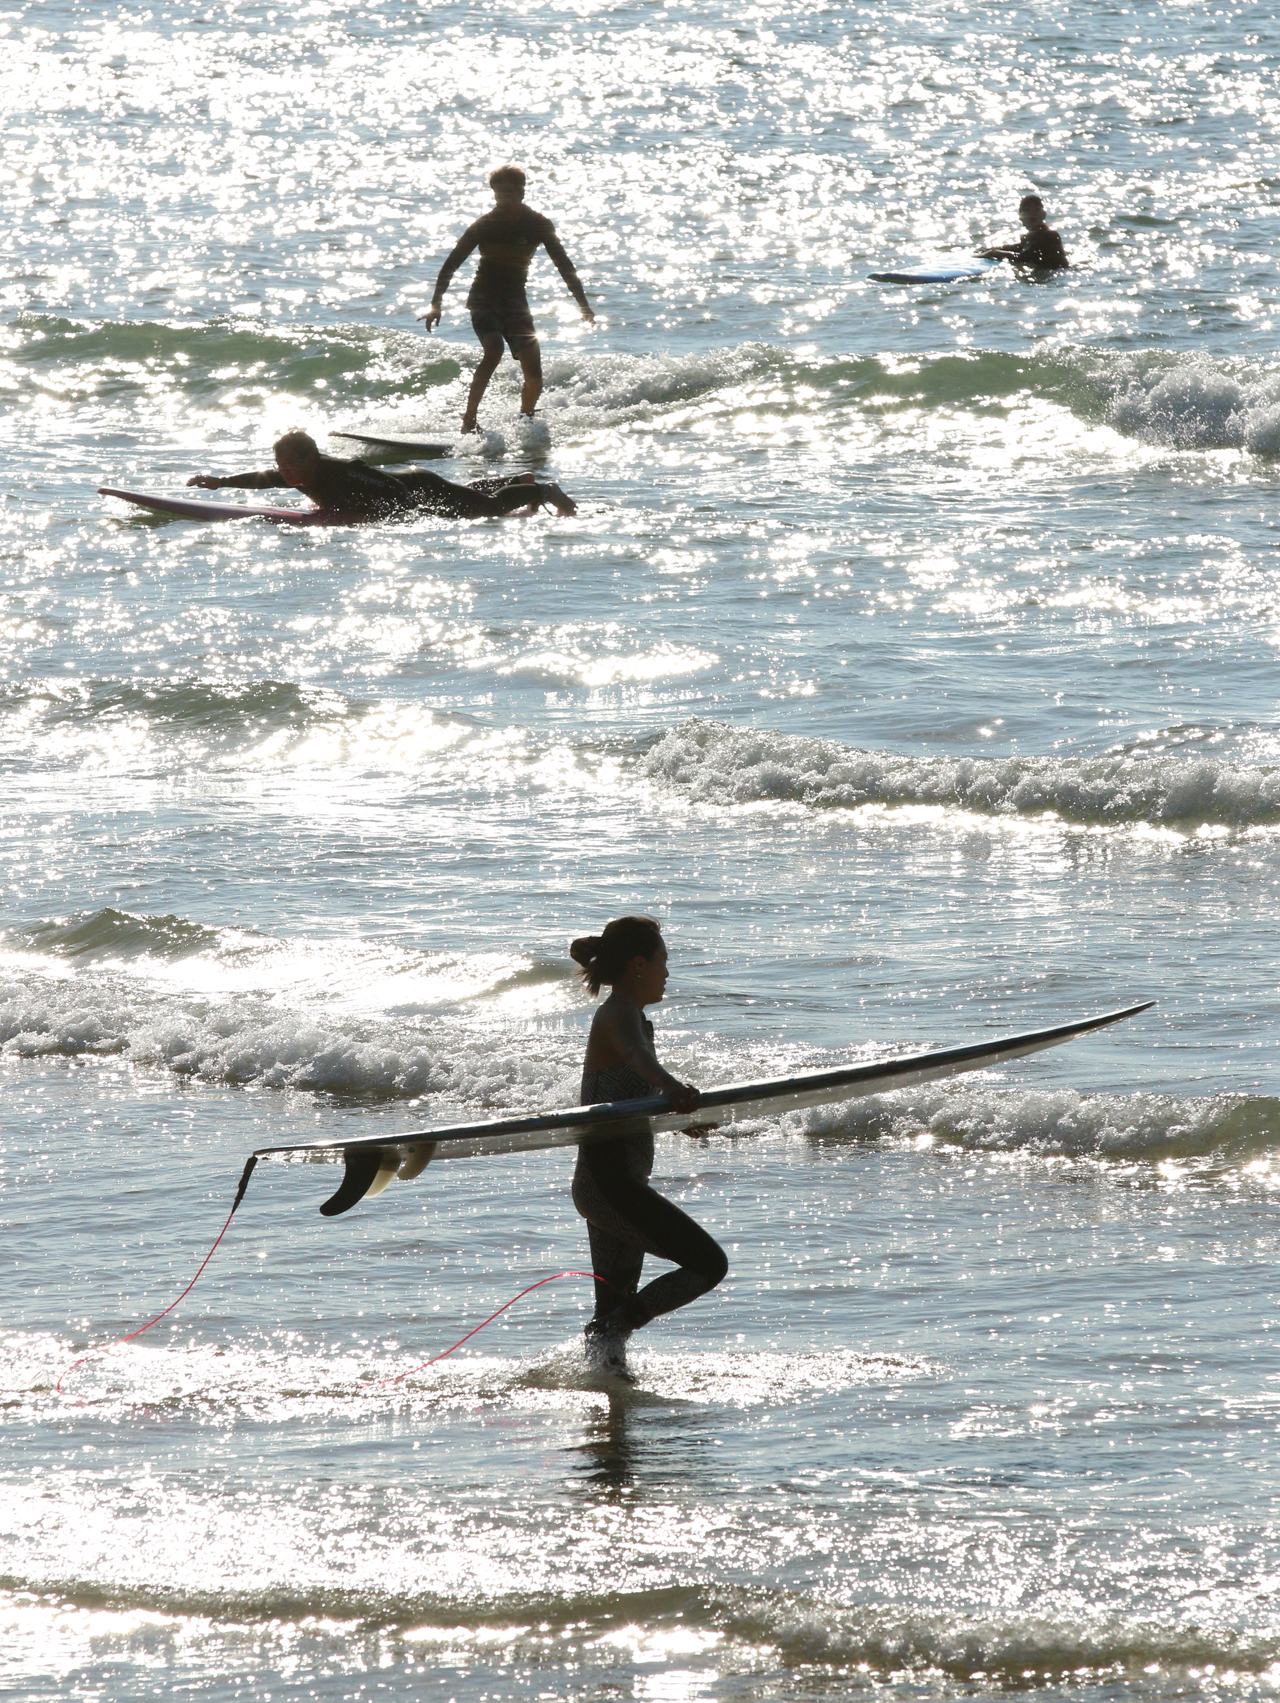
[4,1,1280,1698]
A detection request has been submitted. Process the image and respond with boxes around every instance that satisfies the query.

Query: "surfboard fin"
[397,1141,437,1180]
[320,1147,396,1217]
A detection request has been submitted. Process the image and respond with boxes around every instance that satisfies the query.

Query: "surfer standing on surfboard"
[570,917,727,1381]
[188,430,577,519]
[420,165,595,435]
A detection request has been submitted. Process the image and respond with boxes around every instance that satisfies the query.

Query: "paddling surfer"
[420,165,595,434]
[980,193,1069,269]
[187,430,577,519]
[570,916,727,1381]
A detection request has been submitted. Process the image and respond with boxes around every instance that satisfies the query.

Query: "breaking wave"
[790,1079,1280,1168]
[643,717,1280,830]
[2,1559,1277,1694]
[0,910,580,1103]
[10,312,1280,455]
[0,918,1275,1179]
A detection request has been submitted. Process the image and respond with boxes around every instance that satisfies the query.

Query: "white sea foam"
[643,717,1280,830]
[2,935,1276,1176]
[0,916,582,1101]
[1099,352,1280,452]
[787,1080,1280,1167]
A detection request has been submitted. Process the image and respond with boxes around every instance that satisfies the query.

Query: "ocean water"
[5,0,1280,1697]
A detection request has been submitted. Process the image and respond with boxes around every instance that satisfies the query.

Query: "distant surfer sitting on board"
[420,165,595,434]
[980,194,1068,269]
[569,916,727,1381]
[187,430,576,519]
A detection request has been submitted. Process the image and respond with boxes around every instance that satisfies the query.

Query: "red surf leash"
[56,1155,609,1395]
[369,1271,611,1386]
[56,1156,259,1396]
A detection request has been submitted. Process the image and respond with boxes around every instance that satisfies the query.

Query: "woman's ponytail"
[569,916,663,995]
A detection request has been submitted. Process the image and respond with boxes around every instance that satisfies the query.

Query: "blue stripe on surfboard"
[869,261,999,284]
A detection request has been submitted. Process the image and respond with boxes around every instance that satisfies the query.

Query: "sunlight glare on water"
[4,0,1280,1698]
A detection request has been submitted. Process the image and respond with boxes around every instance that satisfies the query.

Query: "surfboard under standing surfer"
[421,165,595,435]
[187,430,577,519]
[569,916,727,1382]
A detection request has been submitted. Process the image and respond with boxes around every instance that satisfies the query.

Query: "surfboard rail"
[253,1002,1154,1216]
[331,432,453,460]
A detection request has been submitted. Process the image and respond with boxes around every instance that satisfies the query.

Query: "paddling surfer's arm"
[187,469,288,490]
[419,221,483,331]
[593,996,700,1112]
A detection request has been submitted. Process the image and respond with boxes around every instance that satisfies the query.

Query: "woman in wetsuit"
[569,916,728,1379]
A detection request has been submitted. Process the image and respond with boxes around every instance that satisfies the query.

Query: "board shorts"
[468,293,537,355]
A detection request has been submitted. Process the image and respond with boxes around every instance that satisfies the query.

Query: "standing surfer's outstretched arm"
[420,222,483,329]
[186,469,288,489]
[543,227,594,321]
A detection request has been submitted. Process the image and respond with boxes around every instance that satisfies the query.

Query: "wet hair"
[1019,193,1046,215]
[489,165,526,193]
[274,429,320,463]
[569,915,664,996]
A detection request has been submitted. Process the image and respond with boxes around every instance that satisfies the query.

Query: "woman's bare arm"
[591,997,699,1111]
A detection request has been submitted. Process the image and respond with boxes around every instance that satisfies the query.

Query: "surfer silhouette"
[420,165,595,435]
[570,916,727,1382]
[187,430,577,519]
[980,193,1069,269]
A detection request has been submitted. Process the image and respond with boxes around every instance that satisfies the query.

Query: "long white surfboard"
[99,487,359,525]
[254,1003,1152,1216]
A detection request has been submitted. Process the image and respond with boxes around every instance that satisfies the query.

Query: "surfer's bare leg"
[462,336,504,433]
[516,340,543,418]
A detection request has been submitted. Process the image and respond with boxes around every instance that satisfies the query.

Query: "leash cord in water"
[368,1271,612,1386]
[56,1156,259,1395]
[57,1155,611,1395]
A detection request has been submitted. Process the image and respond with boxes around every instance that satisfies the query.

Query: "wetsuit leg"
[572,1160,727,1329]
[391,469,487,518]
[467,475,534,495]
[394,470,546,519]
[582,1216,646,1323]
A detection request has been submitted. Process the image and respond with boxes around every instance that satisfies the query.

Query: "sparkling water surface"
[4,1,1280,1698]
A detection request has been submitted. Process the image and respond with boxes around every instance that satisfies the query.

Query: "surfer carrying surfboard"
[980,194,1069,269]
[569,917,727,1381]
[420,165,595,435]
[187,430,577,519]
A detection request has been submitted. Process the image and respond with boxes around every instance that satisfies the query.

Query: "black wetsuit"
[573,1051,727,1329]
[206,454,552,520]
[1011,225,1068,269]
[431,205,589,353]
